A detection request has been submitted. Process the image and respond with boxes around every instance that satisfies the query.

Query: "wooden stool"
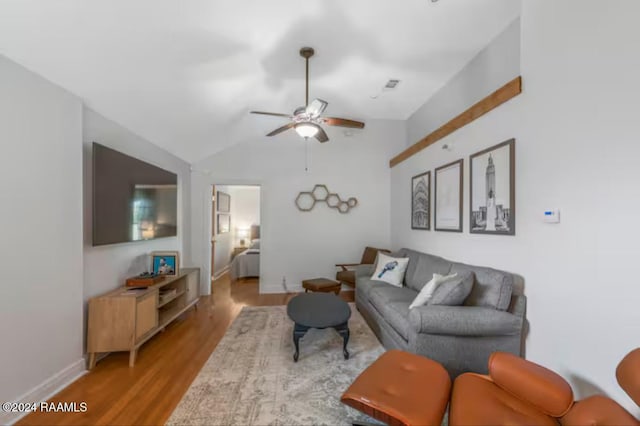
[302,278,341,295]
[341,350,451,426]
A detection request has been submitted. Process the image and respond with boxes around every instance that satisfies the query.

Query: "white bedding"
[230,249,260,280]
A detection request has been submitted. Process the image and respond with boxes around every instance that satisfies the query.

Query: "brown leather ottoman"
[341,350,451,426]
[302,278,341,295]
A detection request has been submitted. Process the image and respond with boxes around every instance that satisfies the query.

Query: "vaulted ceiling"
[0,0,520,163]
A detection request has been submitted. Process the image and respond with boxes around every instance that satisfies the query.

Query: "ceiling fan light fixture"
[295,122,319,138]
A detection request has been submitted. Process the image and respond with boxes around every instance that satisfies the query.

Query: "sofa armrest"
[408,305,523,337]
[355,264,375,278]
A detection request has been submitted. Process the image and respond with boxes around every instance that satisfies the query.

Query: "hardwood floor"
[18,275,354,426]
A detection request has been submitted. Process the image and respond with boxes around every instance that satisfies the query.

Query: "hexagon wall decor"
[311,184,329,201]
[295,185,358,214]
[326,193,341,208]
[295,192,316,212]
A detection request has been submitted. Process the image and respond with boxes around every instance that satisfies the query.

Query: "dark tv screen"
[93,143,178,246]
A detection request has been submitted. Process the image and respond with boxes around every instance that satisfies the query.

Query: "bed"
[229,225,260,280]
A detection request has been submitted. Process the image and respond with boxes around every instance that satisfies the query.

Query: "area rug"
[167,304,385,425]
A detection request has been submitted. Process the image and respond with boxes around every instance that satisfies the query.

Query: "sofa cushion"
[451,262,513,311]
[398,249,453,292]
[369,285,416,340]
[370,285,417,307]
[429,270,474,306]
[379,301,412,340]
[355,277,389,300]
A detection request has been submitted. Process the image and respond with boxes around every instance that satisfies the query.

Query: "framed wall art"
[434,159,463,232]
[151,251,180,276]
[470,138,515,235]
[411,171,430,230]
[217,191,230,213]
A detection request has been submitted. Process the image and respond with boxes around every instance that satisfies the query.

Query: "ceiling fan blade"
[266,122,295,137]
[314,126,329,143]
[323,117,365,129]
[305,98,328,118]
[250,111,291,118]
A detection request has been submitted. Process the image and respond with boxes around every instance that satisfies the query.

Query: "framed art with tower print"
[411,171,430,230]
[470,138,515,235]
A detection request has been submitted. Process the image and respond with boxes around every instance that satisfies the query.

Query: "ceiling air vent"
[384,79,400,89]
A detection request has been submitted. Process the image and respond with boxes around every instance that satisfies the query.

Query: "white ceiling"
[0,0,520,163]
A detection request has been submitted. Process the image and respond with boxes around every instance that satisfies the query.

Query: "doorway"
[210,185,261,293]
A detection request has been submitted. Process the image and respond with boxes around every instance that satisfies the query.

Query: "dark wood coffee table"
[286,293,351,362]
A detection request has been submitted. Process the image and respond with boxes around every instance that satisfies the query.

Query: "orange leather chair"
[449,350,640,426]
[341,350,451,426]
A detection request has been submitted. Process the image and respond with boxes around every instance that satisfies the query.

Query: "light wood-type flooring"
[18,275,354,425]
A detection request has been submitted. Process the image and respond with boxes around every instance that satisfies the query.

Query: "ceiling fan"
[250,47,365,143]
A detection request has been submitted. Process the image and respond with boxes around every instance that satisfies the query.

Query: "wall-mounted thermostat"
[543,209,560,223]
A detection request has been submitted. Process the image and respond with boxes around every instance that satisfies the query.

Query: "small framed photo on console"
[151,251,180,276]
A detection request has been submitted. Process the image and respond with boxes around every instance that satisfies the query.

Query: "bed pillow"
[409,273,458,309]
[370,252,409,287]
[249,239,260,249]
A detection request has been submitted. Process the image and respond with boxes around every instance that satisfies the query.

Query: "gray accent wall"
[406,18,520,147]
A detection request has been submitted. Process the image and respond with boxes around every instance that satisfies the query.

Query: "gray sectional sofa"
[355,248,526,378]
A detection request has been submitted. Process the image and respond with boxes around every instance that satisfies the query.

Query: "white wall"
[192,120,406,294]
[83,108,192,305]
[390,1,640,415]
[0,55,84,423]
[230,185,261,234]
[407,18,521,147]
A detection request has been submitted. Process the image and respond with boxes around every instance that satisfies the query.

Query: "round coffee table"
[286,293,351,362]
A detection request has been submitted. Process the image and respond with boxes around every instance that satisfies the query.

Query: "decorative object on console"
[217,214,230,234]
[295,184,358,214]
[151,251,179,276]
[250,47,365,143]
[126,272,165,287]
[217,191,230,213]
[370,252,409,287]
[411,171,431,230]
[434,159,463,232]
[470,139,515,235]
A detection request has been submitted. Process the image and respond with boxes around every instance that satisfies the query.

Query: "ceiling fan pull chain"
[304,137,310,173]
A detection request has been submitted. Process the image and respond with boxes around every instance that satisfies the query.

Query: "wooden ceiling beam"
[389,76,522,168]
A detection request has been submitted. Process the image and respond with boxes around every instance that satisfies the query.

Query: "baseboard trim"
[1,358,87,425]
[212,265,230,281]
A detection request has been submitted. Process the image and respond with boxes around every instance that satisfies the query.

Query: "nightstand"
[231,246,247,260]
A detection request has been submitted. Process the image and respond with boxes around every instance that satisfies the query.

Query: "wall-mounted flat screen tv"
[93,143,178,246]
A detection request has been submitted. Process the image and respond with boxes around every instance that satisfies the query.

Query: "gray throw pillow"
[429,270,474,306]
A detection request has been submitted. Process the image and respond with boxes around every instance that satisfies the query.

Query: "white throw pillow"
[370,252,409,287]
[409,273,458,309]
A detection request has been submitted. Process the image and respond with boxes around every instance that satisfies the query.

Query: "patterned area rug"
[167,304,385,425]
